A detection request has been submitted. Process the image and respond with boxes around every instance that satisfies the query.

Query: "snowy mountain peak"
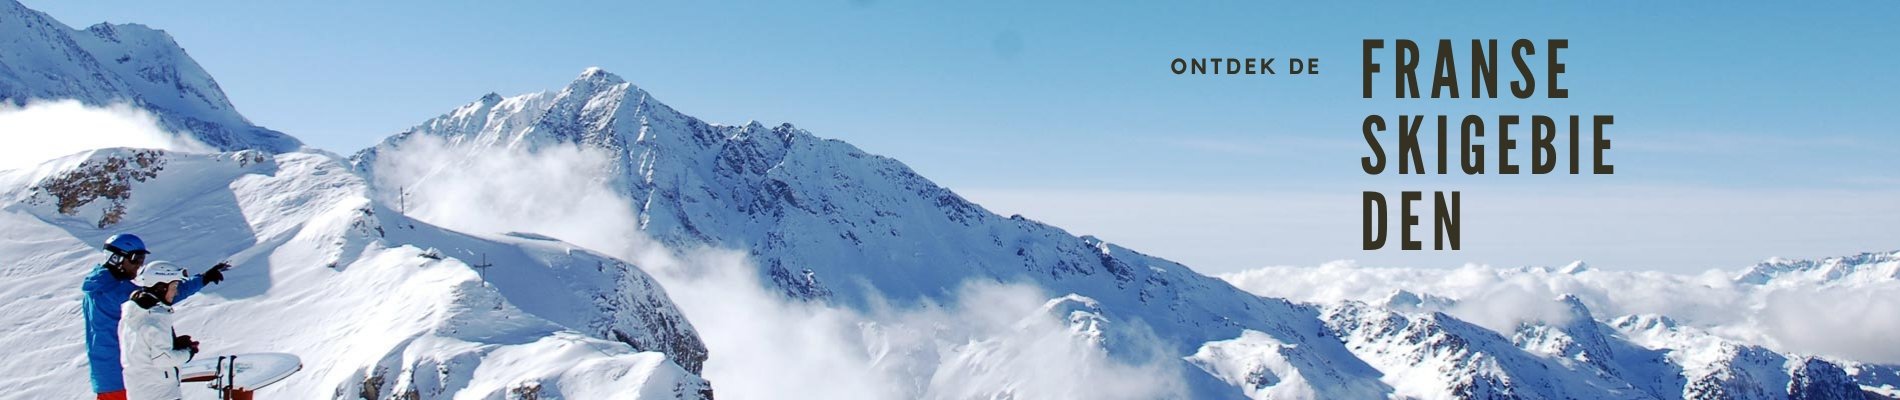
[362,68,1423,399]
[1610,313,1681,332]
[1383,289,1422,306]
[83,21,152,43]
[565,67,634,96]
[1512,295,1636,388]
[580,66,620,81]
[1556,293,1593,319]
[1377,289,1456,313]
[1559,260,1592,274]
[0,0,299,152]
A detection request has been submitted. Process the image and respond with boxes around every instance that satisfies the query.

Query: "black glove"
[172,334,197,352]
[203,262,230,285]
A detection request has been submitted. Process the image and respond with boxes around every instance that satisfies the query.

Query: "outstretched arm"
[173,262,229,303]
[174,273,207,302]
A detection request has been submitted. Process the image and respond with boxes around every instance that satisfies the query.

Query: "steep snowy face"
[1320,301,1661,400]
[1788,357,1865,400]
[1510,295,1683,399]
[0,148,707,399]
[0,0,299,152]
[358,68,1407,397]
[1844,363,1900,400]
[1609,313,1893,400]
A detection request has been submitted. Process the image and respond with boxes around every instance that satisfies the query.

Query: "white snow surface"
[0,148,708,399]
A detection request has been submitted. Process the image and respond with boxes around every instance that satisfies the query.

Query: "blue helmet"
[104,233,149,255]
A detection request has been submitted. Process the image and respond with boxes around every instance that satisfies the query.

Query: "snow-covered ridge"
[0,0,299,152]
[1224,257,1900,399]
[0,148,708,398]
[1736,250,1900,286]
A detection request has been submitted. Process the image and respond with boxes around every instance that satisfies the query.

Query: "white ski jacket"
[118,298,192,400]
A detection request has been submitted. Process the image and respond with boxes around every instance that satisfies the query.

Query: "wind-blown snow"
[366,133,647,258]
[0,100,214,170]
[651,250,1189,400]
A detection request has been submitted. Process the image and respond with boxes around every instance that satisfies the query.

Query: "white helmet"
[133,261,186,287]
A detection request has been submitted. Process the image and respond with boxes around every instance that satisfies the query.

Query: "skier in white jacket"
[117,261,202,400]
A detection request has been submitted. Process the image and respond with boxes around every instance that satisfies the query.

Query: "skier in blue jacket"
[80,234,228,400]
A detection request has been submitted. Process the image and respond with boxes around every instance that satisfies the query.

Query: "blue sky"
[26,1,1899,273]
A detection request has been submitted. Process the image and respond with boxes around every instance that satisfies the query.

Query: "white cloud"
[1755,282,1900,363]
[368,135,647,258]
[0,100,215,170]
[633,247,1187,400]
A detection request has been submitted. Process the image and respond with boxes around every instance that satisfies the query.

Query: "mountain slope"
[0,148,707,398]
[1225,255,1900,399]
[1612,313,1888,399]
[360,68,1900,399]
[1315,297,1680,400]
[0,0,299,152]
[356,68,1409,398]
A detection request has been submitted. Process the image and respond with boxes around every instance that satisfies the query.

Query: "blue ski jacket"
[80,263,205,393]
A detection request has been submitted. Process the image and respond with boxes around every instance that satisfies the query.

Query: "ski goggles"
[108,250,147,266]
